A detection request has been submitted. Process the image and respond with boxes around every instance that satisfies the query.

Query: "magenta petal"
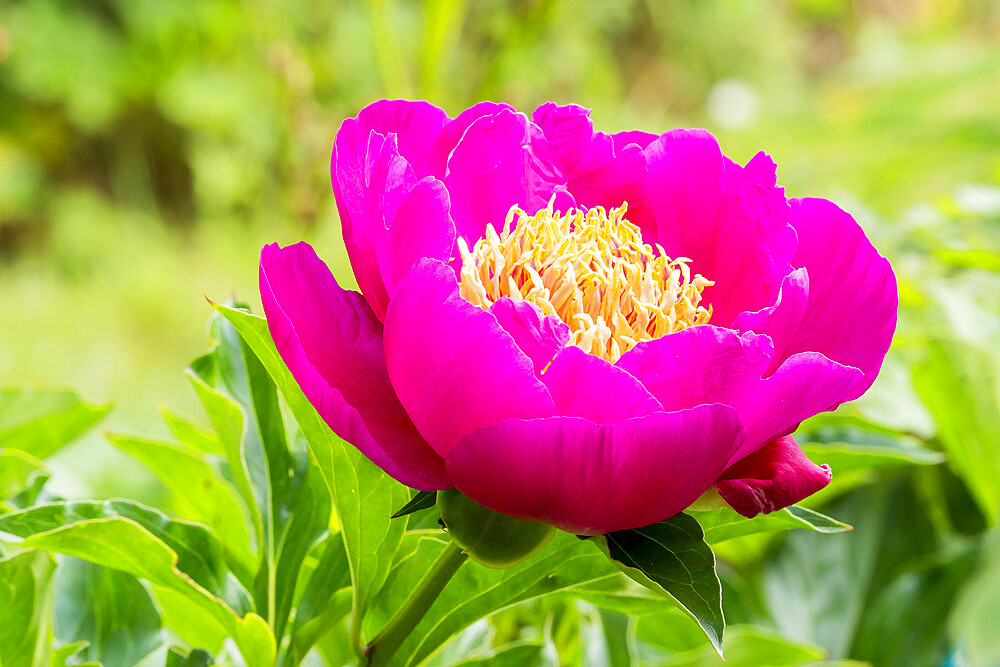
[715,436,832,517]
[643,132,796,325]
[443,109,564,247]
[425,101,515,178]
[541,346,663,423]
[732,268,809,375]
[612,130,658,152]
[446,405,743,535]
[383,259,557,457]
[259,243,449,490]
[488,297,569,375]
[783,198,898,395]
[616,325,773,413]
[354,99,449,177]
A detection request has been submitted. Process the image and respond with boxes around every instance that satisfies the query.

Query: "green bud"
[439,489,555,569]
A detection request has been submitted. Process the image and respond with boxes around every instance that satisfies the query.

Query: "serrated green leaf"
[11,517,274,667]
[212,303,408,651]
[696,505,851,544]
[593,513,724,655]
[0,499,252,614]
[53,557,163,667]
[106,433,254,578]
[0,388,110,459]
[0,549,57,667]
[392,490,438,519]
[367,531,618,666]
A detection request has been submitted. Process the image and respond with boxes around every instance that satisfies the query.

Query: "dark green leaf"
[0,549,57,667]
[54,557,163,667]
[593,513,724,655]
[392,490,438,519]
[166,646,215,667]
[0,388,110,459]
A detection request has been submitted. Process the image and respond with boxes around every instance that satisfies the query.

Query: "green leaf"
[368,531,619,666]
[799,441,945,501]
[0,550,57,667]
[592,513,724,655]
[160,405,224,455]
[0,388,110,459]
[286,533,352,665]
[212,302,408,650]
[49,641,96,667]
[0,447,50,506]
[165,646,215,667]
[696,505,851,544]
[392,490,438,519]
[576,600,634,667]
[636,621,824,667]
[106,433,255,578]
[53,557,163,666]
[0,499,252,614]
[8,517,274,667]
[912,339,1000,525]
[449,642,552,667]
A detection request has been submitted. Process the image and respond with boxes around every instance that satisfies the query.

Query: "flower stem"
[362,540,468,666]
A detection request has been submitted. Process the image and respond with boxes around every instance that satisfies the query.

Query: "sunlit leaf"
[696,505,851,544]
[0,389,110,459]
[0,549,57,667]
[286,533,351,665]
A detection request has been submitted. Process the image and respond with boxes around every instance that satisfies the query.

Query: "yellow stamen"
[458,202,713,363]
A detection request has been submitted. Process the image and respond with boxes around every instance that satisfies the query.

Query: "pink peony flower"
[259,100,897,535]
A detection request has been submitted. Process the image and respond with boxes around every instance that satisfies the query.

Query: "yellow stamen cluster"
[458,202,714,363]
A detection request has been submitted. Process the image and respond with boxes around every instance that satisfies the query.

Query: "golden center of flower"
[458,202,713,363]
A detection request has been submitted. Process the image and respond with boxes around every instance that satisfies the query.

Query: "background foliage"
[1,0,999,665]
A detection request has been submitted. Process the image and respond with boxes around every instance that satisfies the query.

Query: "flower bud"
[439,489,555,569]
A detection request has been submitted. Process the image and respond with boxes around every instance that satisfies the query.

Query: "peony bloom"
[260,100,896,535]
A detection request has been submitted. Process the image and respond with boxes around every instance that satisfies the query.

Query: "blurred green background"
[2,0,999,664]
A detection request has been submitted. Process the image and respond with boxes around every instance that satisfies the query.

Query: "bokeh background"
[2,0,999,664]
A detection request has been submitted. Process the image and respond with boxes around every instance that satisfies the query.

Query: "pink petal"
[488,298,569,375]
[612,130,658,152]
[781,198,898,395]
[445,405,743,535]
[532,102,649,219]
[354,99,449,177]
[443,109,565,248]
[731,268,809,376]
[379,176,456,295]
[541,345,663,423]
[383,259,557,457]
[642,132,796,326]
[715,436,832,517]
[424,101,515,179]
[259,243,449,490]
[617,325,862,461]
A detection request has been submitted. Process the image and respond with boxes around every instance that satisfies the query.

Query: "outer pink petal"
[642,131,796,326]
[443,109,566,248]
[383,259,557,457]
[424,101,515,179]
[617,325,862,461]
[446,405,743,535]
[379,176,456,295]
[782,198,898,396]
[612,130,658,152]
[715,435,832,517]
[488,297,569,375]
[353,99,449,177]
[259,243,450,490]
[540,345,663,423]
